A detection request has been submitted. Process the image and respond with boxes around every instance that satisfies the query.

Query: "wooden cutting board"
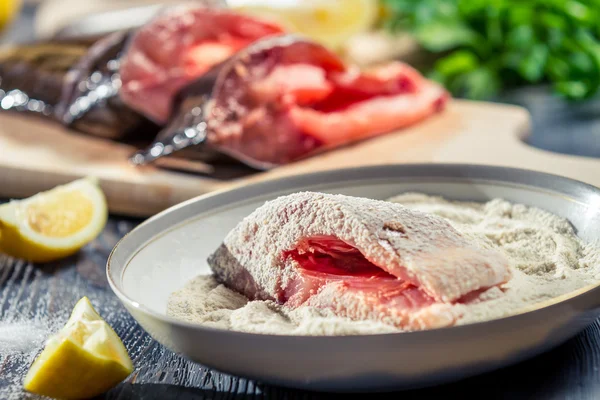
[1,99,598,217]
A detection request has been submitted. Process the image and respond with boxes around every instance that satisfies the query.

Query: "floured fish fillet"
[208,192,511,331]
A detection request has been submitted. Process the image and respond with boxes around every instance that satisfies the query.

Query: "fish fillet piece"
[132,35,449,169]
[204,37,449,168]
[119,4,284,123]
[208,192,511,331]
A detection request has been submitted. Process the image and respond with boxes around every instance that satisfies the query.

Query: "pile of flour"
[166,193,600,335]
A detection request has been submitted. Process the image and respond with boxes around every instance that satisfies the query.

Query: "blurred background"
[1,0,600,158]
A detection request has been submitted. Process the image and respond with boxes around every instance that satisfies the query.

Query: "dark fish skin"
[0,33,159,140]
[57,31,160,140]
[0,40,88,117]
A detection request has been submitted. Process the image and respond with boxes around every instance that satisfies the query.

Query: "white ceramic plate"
[107,164,600,392]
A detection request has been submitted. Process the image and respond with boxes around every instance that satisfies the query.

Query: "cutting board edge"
[4,99,599,218]
[0,163,218,217]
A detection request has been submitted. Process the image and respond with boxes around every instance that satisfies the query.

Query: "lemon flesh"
[24,297,133,400]
[0,176,107,263]
[231,0,379,50]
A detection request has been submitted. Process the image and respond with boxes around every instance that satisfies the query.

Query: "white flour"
[167,193,600,335]
[0,317,61,400]
[0,321,51,354]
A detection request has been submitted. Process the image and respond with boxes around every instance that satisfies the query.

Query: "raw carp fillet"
[204,36,449,168]
[119,4,284,123]
[208,192,511,331]
[134,36,450,169]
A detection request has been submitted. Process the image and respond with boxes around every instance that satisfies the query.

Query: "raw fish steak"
[132,35,450,169]
[208,192,511,331]
[206,37,449,167]
[119,4,284,123]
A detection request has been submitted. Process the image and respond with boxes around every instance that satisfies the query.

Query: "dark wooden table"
[3,4,600,400]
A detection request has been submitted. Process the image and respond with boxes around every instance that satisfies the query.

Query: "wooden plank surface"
[2,216,600,400]
[2,100,599,218]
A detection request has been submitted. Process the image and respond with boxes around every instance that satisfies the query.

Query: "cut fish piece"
[131,35,449,169]
[204,36,449,167]
[208,192,511,331]
[119,4,284,123]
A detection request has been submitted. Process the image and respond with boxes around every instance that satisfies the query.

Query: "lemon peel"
[0,177,108,262]
[23,297,133,399]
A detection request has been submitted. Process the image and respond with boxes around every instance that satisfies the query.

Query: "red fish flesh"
[132,35,449,169]
[119,4,284,124]
[208,192,511,331]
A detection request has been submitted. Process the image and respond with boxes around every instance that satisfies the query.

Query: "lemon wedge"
[23,297,133,399]
[0,0,20,32]
[230,0,379,50]
[0,176,107,263]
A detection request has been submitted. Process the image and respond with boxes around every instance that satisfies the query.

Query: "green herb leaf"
[414,21,476,52]
[564,1,593,24]
[546,55,571,81]
[506,25,535,51]
[451,66,502,100]
[518,44,549,82]
[380,0,600,101]
[555,80,589,99]
[432,50,480,78]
